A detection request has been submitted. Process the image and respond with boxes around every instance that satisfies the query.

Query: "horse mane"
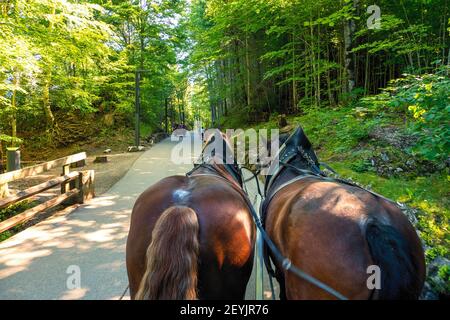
[135,206,199,300]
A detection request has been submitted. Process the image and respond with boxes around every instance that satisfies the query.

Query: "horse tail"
[365,218,421,299]
[135,206,199,300]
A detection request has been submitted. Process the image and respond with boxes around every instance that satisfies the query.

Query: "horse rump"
[365,218,424,299]
[135,206,200,300]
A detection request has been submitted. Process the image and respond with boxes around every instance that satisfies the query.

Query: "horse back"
[127,175,255,299]
[265,177,425,299]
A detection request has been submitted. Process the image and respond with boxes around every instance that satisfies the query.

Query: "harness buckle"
[282,258,292,271]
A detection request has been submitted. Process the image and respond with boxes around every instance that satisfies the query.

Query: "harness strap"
[266,161,399,211]
[188,149,349,299]
[252,197,348,300]
[259,159,402,300]
[190,162,348,299]
[259,199,277,277]
[260,175,319,282]
[241,166,263,197]
[187,163,243,188]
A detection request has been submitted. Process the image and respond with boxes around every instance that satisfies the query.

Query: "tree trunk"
[245,31,251,109]
[224,97,228,116]
[43,3,56,127]
[316,17,321,107]
[343,0,358,93]
[309,18,316,107]
[11,73,18,140]
[326,44,335,106]
[364,50,369,95]
[205,67,216,125]
[292,31,297,109]
[43,77,55,126]
[165,98,168,133]
[447,47,450,75]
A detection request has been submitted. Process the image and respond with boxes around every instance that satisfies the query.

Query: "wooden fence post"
[0,152,94,233]
[0,183,9,198]
[78,170,95,203]
[61,164,70,194]
[85,170,95,201]
[77,172,84,204]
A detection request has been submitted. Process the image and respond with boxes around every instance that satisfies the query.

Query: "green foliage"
[0,200,35,222]
[0,0,189,145]
[437,265,450,294]
[188,0,450,120]
[0,200,37,241]
[287,107,379,157]
[361,69,450,161]
[350,158,374,173]
[0,134,23,146]
[223,92,449,268]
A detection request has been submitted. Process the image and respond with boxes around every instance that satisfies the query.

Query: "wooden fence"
[0,152,94,233]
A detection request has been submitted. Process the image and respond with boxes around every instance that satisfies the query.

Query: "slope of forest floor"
[221,105,449,299]
[20,123,137,163]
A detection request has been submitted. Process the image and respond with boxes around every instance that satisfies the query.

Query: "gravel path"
[0,139,191,299]
[0,137,278,300]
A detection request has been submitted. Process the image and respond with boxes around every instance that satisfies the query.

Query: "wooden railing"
[0,152,94,233]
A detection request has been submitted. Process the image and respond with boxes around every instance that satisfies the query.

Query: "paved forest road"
[0,138,277,300]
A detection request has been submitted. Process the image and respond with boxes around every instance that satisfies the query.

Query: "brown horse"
[261,127,426,300]
[126,130,255,300]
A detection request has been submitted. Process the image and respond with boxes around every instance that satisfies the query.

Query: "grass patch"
[0,199,39,242]
[140,122,153,138]
[221,104,449,264]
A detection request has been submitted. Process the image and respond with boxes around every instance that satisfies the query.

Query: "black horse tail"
[365,218,422,299]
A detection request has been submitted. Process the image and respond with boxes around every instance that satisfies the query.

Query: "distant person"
[201,127,205,142]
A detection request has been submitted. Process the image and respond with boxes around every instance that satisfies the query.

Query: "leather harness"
[261,127,322,226]
[186,130,351,300]
[186,135,243,187]
[259,127,399,299]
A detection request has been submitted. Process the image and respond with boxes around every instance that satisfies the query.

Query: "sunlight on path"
[0,137,278,300]
[0,139,191,300]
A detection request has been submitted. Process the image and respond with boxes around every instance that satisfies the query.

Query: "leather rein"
[187,144,349,300]
[186,135,380,300]
[258,142,402,300]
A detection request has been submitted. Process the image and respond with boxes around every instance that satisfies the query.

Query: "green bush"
[0,134,23,147]
[0,200,38,242]
[0,200,35,222]
[350,158,373,173]
[361,68,450,162]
